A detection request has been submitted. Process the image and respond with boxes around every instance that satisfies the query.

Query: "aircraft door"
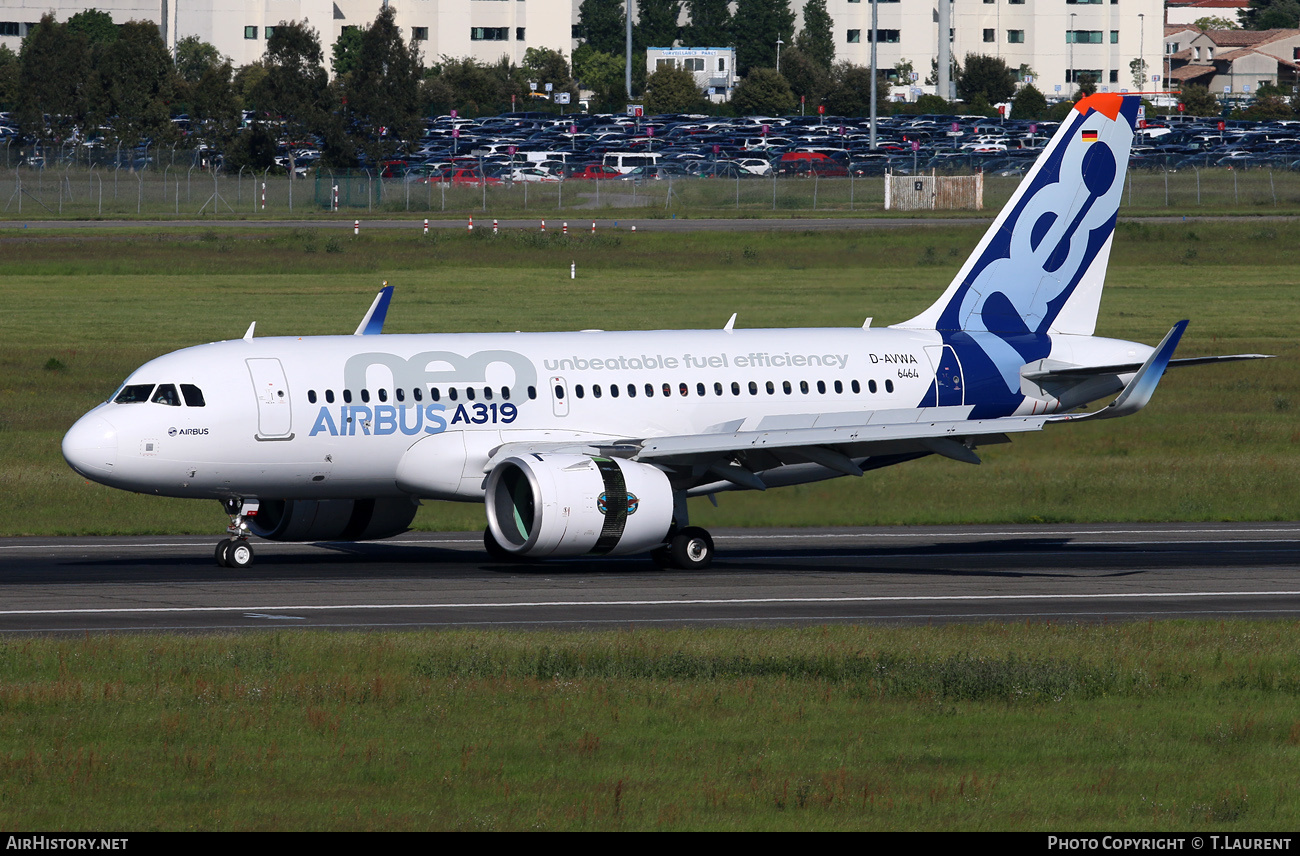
[923,345,964,407]
[550,376,569,417]
[247,358,294,439]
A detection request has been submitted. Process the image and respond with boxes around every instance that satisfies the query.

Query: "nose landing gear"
[215,498,258,568]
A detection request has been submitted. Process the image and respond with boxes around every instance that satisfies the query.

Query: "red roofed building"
[1165,26,1300,96]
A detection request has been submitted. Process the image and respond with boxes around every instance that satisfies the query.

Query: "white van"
[602,152,662,175]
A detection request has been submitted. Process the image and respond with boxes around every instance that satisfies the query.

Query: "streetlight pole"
[1139,13,1146,91]
[776,37,783,73]
[869,0,878,150]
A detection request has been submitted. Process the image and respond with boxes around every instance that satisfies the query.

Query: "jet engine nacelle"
[248,498,418,542]
[485,454,673,558]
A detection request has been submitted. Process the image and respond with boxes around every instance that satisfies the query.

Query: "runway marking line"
[3,590,1300,616]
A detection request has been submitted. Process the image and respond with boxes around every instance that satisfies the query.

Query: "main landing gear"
[652,526,715,570]
[215,498,257,568]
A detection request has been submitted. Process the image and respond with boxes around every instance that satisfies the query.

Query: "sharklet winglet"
[354,284,393,336]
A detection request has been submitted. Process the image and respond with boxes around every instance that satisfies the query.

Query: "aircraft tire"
[226,540,254,569]
[483,527,513,562]
[214,539,232,567]
[668,527,714,570]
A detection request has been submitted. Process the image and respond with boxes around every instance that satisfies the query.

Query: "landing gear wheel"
[214,539,233,567]
[483,527,513,562]
[225,540,254,569]
[667,526,714,570]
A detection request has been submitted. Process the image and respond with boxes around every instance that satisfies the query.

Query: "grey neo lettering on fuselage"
[344,350,538,393]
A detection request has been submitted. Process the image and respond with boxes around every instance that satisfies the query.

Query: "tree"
[645,64,705,112]
[188,60,241,150]
[574,44,627,110]
[1130,58,1148,92]
[64,9,118,46]
[0,45,18,111]
[16,15,92,144]
[1194,15,1239,30]
[176,36,226,85]
[1241,94,1294,119]
[97,21,178,148]
[342,6,424,164]
[681,0,732,47]
[822,62,888,116]
[794,0,834,71]
[732,0,795,77]
[578,0,627,55]
[331,27,364,79]
[250,21,330,169]
[778,47,830,108]
[1239,0,1300,29]
[956,54,1016,105]
[1073,72,1098,100]
[636,0,681,50]
[731,67,795,115]
[1178,83,1221,116]
[1011,83,1047,120]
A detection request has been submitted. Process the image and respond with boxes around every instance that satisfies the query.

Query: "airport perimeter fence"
[5,156,1300,219]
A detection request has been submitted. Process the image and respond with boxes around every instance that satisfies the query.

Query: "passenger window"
[308,390,317,404]
[528,386,537,400]
[799,380,809,394]
[731,382,740,395]
[868,380,878,394]
[180,384,206,407]
[554,384,565,399]
[782,381,791,395]
[627,384,636,398]
[361,389,371,403]
[851,380,861,394]
[431,388,441,402]
[662,383,671,397]
[344,389,353,403]
[466,387,476,401]
[680,383,689,397]
[483,387,493,400]
[114,384,154,404]
[395,388,405,402]
[593,384,602,399]
[500,387,509,400]
[449,388,459,401]
[834,380,843,394]
[748,381,758,395]
[378,389,388,402]
[575,384,585,399]
[714,382,723,396]
[646,384,655,397]
[152,384,181,406]
[609,384,619,398]
[325,389,335,404]
[765,381,775,395]
[413,388,423,402]
[885,379,894,393]
[817,381,826,394]
[696,383,705,396]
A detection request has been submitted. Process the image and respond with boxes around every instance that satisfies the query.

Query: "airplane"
[62,93,1269,570]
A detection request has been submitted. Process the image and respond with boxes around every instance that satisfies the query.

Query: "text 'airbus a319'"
[63,94,1268,569]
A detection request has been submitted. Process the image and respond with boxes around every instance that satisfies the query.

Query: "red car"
[421,168,503,187]
[567,164,624,180]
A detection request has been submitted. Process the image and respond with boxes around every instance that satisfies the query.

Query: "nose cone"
[63,412,118,483]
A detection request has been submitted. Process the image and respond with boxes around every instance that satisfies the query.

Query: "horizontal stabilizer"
[1048,321,1187,424]
[1024,352,1272,382]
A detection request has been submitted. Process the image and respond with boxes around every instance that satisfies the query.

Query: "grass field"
[2,623,1300,830]
[1,220,1296,536]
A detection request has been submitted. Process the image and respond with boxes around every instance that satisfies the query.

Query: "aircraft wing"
[483,323,1196,492]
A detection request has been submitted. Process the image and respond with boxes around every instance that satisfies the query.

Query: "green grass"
[1,222,1296,536]
[1,623,1299,830]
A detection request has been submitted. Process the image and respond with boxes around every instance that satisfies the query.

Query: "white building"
[0,0,570,75]
[0,0,1166,100]
[647,46,737,102]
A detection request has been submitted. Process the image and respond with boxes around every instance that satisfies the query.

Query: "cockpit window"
[151,384,181,406]
[180,384,205,407]
[114,384,154,404]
